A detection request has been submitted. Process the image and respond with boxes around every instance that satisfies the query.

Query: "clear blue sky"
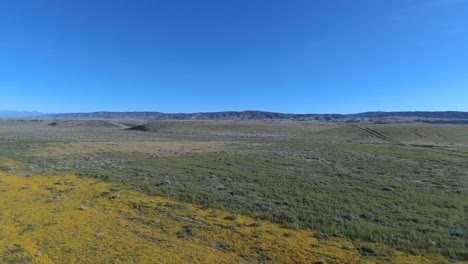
[1,0,467,114]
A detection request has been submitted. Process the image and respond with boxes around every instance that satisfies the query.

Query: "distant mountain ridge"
[41,111,335,121]
[353,111,468,119]
[0,110,44,118]
[2,110,468,124]
[24,110,468,124]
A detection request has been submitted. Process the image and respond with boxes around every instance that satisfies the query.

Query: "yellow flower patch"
[0,171,450,263]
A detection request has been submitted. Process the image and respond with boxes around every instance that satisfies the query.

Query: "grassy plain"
[0,120,467,263]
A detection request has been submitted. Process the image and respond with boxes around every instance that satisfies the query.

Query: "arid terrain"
[0,120,467,263]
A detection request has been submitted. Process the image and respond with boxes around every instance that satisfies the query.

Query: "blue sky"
[0,0,467,114]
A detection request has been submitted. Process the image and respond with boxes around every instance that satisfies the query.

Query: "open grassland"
[0,120,467,263]
[38,141,226,156]
[0,171,450,264]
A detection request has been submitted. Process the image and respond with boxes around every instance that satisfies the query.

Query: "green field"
[0,120,467,262]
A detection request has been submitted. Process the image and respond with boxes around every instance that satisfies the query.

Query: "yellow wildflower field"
[0,171,451,263]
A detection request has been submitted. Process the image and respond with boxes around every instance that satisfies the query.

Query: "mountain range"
[0,110,44,118]
[1,110,468,124]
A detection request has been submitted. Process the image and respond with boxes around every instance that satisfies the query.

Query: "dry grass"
[38,141,226,157]
[132,121,337,138]
[367,124,468,146]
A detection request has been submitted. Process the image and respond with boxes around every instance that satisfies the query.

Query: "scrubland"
[0,120,467,263]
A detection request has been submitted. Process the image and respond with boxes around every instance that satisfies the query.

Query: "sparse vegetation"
[0,120,467,262]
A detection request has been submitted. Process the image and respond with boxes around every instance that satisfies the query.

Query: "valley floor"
[0,120,467,263]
